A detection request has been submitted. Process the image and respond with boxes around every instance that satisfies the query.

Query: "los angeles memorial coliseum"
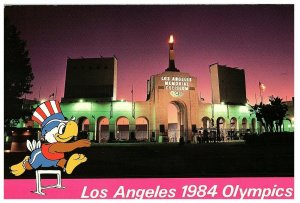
[30,36,294,143]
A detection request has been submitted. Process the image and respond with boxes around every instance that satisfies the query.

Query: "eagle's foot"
[65,153,87,174]
[10,156,30,176]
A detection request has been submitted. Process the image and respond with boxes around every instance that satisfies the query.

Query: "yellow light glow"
[73,102,91,111]
[114,101,131,111]
[239,106,249,113]
[169,35,174,43]
[214,104,227,113]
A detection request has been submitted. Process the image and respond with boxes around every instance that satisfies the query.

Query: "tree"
[249,96,288,133]
[270,97,288,132]
[250,103,267,132]
[4,17,34,127]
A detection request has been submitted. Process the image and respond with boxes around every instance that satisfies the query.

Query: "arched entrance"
[97,116,109,143]
[116,117,129,140]
[229,117,238,140]
[230,117,238,130]
[283,119,293,132]
[168,101,188,142]
[242,118,247,130]
[251,118,257,133]
[78,117,89,132]
[201,117,211,129]
[217,117,226,140]
[135,117,149,141]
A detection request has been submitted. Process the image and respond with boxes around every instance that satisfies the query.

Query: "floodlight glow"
[239,105,249,113]
[73,102,91,111]
[214,104,227,113]
[114,101,131,111]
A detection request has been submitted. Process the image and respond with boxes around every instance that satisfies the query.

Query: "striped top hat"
[32,100,65,136]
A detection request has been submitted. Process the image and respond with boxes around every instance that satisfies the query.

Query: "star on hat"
[32,100,66,136]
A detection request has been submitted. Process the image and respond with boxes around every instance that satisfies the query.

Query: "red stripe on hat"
[32,115,42,125]
[55,100,61,113]
[36,107,47,120]
[45,101,55,115]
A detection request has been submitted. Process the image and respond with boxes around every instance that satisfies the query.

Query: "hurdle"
[33,170,65,195]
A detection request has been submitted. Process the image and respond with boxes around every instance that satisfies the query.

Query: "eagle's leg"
[57,158,67,168]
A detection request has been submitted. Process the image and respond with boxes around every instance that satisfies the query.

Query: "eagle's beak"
[55,121,78,143]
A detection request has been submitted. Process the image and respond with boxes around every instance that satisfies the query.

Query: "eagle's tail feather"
[26,140,41,152]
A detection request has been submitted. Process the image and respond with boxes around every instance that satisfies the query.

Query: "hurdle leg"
[33,170,45,195]
[55,170,65,189]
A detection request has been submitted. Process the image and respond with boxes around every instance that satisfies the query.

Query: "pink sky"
[5,5,294,105]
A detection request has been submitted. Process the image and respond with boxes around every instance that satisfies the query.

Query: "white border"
[1,1,297,203]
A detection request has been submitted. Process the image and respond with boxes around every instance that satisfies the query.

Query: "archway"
[97,116,109,143]
[229,117,238,139]
[230,117,238,130]
[78,117,89,132]
[168,101,188,142]
[201,117,211,129]
[282,119,293,132]
[217,117,226,140]
[135,117,149,141]
[241,118,247,132]
[116,117,129,140]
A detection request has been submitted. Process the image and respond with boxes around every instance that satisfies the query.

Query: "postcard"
[3,4,294,200]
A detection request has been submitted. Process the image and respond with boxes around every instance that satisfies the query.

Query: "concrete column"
[109,118,116,140]
[88,120,96,141]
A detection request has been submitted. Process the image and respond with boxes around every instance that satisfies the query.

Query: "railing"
[88,129,250,143]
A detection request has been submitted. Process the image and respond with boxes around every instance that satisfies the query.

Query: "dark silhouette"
[179,136,185,145]
[270,97,288,132]
[203,129,209,143]
[250,97,288,133]
[108,132,116,142]
[4,17,34,127]
[129,132,137,141]
[211,130,216,143]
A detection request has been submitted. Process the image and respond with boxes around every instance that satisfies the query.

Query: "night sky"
[5,5,294,104]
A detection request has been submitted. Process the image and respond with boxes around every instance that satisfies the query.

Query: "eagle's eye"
[58,123,66,134]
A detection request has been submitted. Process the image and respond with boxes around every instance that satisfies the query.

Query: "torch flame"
[169,35,174,43]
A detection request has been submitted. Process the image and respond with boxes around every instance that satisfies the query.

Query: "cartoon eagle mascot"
[10,100,91,176]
